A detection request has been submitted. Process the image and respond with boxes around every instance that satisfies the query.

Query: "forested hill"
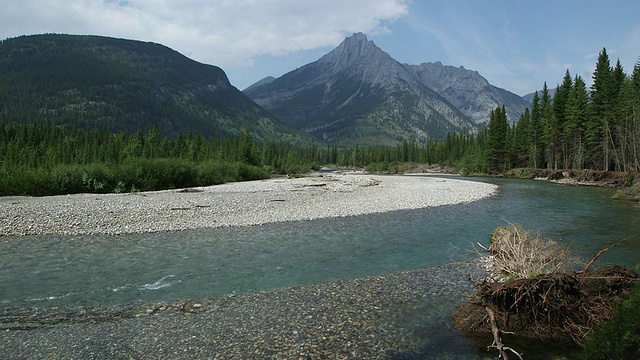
[0,34,310,143]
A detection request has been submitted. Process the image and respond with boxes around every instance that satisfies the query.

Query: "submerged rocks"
[1,262,487,359]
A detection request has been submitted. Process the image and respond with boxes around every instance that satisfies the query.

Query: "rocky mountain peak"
[320,33,380,63]
[244,33,530,143]
[316,33,406,89]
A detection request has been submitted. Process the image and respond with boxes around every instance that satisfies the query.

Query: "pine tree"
[486,106,509,173]
[621,58,640,171]
[611,59,627,171]
[541,83,554,169]
[513,108,531,168]
[530,91,544,168]
[565,75,589,169]
[589,48,613,170]
[554,70,573,168]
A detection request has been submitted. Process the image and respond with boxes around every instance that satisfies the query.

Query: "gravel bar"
[0,174,497,358]
[0,262,488,359]
[0,173,497,236]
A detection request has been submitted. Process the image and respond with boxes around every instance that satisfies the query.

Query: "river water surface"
[1,176,639,357]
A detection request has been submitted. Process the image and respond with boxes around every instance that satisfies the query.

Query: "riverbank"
[0,173,497,236]
[505,168,635,187]
[0,261,489,359]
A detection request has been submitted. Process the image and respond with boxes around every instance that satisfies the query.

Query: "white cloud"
[0,0,409,68]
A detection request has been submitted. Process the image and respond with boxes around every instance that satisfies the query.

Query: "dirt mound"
[454,265,638,345]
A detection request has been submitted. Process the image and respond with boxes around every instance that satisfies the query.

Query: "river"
[1,176,639,358]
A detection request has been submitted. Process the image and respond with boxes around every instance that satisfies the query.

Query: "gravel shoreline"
[0,262,488,359]
[0,173,497,236]
[1,174,497,358]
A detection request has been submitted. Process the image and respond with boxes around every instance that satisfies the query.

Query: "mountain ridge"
[245,33,530,144]
[246,33,482,144]
[0,34,312,143]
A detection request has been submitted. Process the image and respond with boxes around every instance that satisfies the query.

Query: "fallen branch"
[486,307,523,360]
[476,241,490,251]
[583,234,637,273]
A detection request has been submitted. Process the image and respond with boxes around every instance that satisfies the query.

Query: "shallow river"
[1,176,639,358]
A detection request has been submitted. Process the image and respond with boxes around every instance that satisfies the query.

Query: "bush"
[235,162,270,181]
[0,158,271,196]
[0,168,52,196]
[196,160,230,185]
[583,284,640,360]
[488,224,574,279]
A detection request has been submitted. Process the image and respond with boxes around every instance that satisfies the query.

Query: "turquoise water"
[1,176,639,358]
[1,176,639,307]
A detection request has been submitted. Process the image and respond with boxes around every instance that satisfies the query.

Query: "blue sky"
[2,1,639,96]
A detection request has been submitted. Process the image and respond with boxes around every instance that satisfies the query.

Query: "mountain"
[0,34,311,143]
[407,61,530,124]
[523,87,558,103]
[243,76,276,93]
[245,33,530,145]
[245,33,478,145]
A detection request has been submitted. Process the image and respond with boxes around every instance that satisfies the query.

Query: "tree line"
[0,116,477,196]
[1,47,638,196]
[483,48,640,174]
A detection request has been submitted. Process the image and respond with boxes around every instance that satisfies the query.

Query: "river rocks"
[0,262,488,359]
[0,174,497,237]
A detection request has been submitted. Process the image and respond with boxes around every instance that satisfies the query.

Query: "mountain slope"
[243,76,276,93]
[408,61,530,123]
[0,34,310,143]
[246,33,530,144]
[246,33,478,145]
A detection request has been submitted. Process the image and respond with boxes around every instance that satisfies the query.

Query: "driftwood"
[582,234,636,273]
[486,307,523,360]
[456,229,639,347]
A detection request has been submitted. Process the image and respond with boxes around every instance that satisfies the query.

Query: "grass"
[488,224,574,279]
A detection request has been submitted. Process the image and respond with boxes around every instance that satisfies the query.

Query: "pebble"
[0,262,488,359]
[0,174,498,358]
[0,174,497,237]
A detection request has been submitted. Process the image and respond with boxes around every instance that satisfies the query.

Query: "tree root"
[486,307,523,360]
[455,266,639,346]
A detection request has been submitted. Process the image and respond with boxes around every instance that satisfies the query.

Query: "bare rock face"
[408,61,530,124]
[245,33,530,144]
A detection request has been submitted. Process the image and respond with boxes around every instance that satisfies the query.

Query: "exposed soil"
[453,265,639,345]
[506,168,635,188]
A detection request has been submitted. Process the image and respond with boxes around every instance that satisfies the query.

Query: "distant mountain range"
[245,33,530,145]
[0,34,310,143]
[1,33,532,146]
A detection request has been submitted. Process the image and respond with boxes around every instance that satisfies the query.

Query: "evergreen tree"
[554,70,573,168]
[513,108,531,168]
[530,91,544,168]
[565,75,589,169]
[611,59,627,171]
[486,106,509,173]
[540,83,554,169]
[621,58,640,171]
[589,48,613,170]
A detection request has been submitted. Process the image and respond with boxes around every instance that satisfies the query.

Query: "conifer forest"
[1,48,639,196]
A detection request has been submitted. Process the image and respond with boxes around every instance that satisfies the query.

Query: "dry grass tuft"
[488,224,573,279]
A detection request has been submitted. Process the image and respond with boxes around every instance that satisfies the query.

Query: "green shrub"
[196,160,229,185]
[235,162,270,181]
[583,284,640,360]
[133,158,198,190]
[4,167,65,196]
